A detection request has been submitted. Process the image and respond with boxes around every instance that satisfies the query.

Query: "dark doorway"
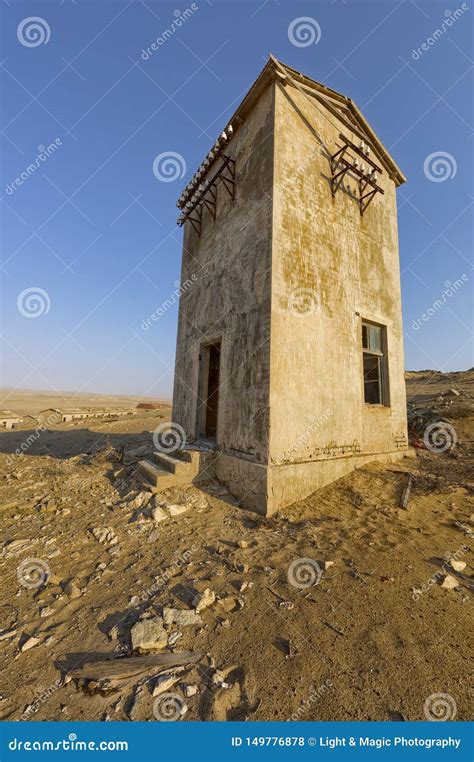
[205,342,220,437]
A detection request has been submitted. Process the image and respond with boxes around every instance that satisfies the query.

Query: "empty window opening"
[362,321,389,405]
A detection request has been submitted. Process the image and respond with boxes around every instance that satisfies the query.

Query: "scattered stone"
[236,581,248,593]
[218,595,239,613]
[168,504,189,517]
[193,588,216,613]
[151,506,168,523]
[39,606,54,618]
[20,635,39,652]
[96,563,107,571]
[64,580,81,599]
[168,631,182,646]
[183,684,198,698]
[128,492,152,510]
[152,673,180,696]
[324,561,335,570]
[450,560,466,572]
[91,527,117,545]
[163,608,203,627]
[0,629,17,641]
[108,625,120,642]
[238,540,249,549]
[2,539,35,558]
[237,563,250,574]
[129,595,140,607]
[444,388,460,397]
[441,574,459,590]
[212,671,229,688]
[131,617,168,652]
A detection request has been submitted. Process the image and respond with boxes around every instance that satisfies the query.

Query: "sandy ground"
[0,372,472,723]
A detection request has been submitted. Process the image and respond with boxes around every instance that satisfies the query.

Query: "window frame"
[361,319,390,407]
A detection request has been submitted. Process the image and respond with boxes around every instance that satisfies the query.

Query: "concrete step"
[137,459,197,491]
[175,448,201,466]
[152,451,194,475]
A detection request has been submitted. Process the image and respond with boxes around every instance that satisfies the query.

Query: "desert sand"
[0,371,472,722]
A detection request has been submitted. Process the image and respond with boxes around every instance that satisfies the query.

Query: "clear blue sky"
[1,0,472,398]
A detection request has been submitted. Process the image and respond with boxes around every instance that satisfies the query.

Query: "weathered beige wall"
[173,76,409,514]
[268,81,408,468]
[172,83,275,463]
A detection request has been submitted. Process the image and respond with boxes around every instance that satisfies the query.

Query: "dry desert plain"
[0,371,472,722]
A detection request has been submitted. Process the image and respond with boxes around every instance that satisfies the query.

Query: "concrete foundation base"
[214,448,415,516]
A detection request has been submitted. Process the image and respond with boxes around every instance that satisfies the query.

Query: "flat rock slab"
[131,617,168,652]
[163,608,203,627]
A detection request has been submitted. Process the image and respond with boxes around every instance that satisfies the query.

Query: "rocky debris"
[192,588,216,613]
[20,635,39,652]
[152,673,180,696]
[107,625,120,641]
[151,506,168,523]
[129,595,140,607]
[168,631,182,646]
[131,618,168,652]
[64,579,81,599]
[441,574,459,590]
[168,504,189,517]
[218,595,240,613]
[450,560,467,572]
[127,492,152,511]
[212,670,230,689]
[183,684,198,697]
[443,389,461,397]
[91,527,117,545]
[2,539,35,558]
[237,540,249,549]
[324,561,335,570]
[0,629,17,641]
[39,606,54,618]
[163,608,203,627]
[128,684,145,720]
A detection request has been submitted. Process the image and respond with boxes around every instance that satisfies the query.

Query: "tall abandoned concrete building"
[143,57,410,514]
